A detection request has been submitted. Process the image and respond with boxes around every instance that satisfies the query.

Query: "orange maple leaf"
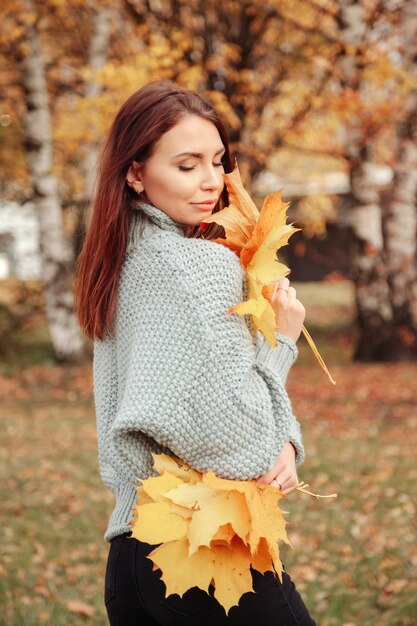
[202,164,336,385]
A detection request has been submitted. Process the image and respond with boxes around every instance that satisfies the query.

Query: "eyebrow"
[172,148,226,159]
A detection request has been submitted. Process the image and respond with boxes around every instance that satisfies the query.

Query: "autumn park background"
[1,0,416,624]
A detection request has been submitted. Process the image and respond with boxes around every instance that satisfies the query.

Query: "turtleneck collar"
[134,200,185,236]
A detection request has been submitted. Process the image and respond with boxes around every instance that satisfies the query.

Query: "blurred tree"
[122,0,339,181]
[73,1,112,258]
[2,0,341,202]
[6,0,85,361]
[382,0,417,360]
[80,2,112,202]
[337,0,417,360]
[337,0,393,360]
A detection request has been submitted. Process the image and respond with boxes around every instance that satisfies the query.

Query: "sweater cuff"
[255,332,298,385]
[288,433,305,467]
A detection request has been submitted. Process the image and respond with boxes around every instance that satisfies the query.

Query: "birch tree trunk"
[349,155,393,360]
[80,4,111,201]
[20,6,84,361]
[338,0,395,360]
[379,0,417,359]
[383,122,417,359]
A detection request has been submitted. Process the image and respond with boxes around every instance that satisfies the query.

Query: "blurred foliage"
[0,279,53,369]
[1,0,416,210]
[296,194,338,238]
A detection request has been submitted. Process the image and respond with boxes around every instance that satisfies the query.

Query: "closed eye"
[178,161,225,172]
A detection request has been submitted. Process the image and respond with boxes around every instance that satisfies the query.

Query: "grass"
[1,280,416,625]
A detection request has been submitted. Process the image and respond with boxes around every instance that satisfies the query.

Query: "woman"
[75,80,314,625]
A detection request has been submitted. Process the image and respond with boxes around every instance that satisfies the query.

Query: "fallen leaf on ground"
[67,600,95,616]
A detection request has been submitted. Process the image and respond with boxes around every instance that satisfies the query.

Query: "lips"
[191,200,217,210]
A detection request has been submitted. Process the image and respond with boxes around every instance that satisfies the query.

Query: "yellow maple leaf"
[132,454,202,518]
[165,481,250,555]
[141,471,185,502]
[251,537,274,574]
[131,501,189,544]
[211,523,236,545]
[203,471,290,578]
[210,538,253,613]
[133,485,154,506]
[202,164,336,385]
[152,452,200,483]
[149,539,214,596]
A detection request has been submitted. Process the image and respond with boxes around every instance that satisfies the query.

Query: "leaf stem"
[301,324,336,385]
[296,481,337,499]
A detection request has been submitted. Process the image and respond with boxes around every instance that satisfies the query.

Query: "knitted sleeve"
[111,238,304,481]
[254,331,304,464]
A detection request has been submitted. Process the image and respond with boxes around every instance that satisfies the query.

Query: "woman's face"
[127,114,226,226]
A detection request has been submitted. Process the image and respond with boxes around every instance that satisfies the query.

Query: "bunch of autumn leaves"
[203,164,335,384]
[131,453,289,614]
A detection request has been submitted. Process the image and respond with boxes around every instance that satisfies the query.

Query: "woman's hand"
[271,277,305,343]
[256,441,298,495]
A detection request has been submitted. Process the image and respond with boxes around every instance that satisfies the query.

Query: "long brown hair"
[74,81,233,340]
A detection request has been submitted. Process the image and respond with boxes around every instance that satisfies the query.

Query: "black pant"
[104,534,316,625]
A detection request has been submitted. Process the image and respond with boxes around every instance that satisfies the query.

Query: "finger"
[273,472,288,490]
[256,458,284,484]
[271,477,298,495]
[274,469,297,491]
[273,288,290,306]
[274,277,290,298]
[281,475,299,495]
[278,277,290,290]
[287,286,297,301]
[282,481,298,495]
[256,475,269,485]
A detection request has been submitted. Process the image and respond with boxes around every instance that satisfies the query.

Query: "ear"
[126,161,144,194]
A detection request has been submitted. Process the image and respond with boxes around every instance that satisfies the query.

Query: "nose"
[201,164,223,191]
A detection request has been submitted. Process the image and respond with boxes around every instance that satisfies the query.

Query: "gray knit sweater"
[93,201,304,542]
